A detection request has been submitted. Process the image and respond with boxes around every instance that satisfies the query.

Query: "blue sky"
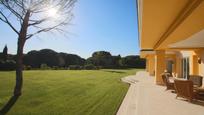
[0,0,139,59]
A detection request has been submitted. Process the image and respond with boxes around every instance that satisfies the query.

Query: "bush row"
[0,60,16,71]
[23,64,100,70]
[0,61,101,71]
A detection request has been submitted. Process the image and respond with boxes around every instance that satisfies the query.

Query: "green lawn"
[0,69,140,115]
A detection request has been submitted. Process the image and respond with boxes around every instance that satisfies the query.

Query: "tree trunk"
[0,10,30,115]
[13,10,30,96]
[14,39,25,96]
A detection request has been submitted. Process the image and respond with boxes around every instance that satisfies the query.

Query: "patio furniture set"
[162,73,204,102]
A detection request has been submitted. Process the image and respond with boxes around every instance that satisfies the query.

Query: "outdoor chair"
[161,73,175,90]
[189,75,203,87]
[174,80,198,102]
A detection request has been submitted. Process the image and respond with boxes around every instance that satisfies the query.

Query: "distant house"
[137,0,204,85]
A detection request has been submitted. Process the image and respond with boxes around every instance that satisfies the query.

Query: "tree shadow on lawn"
[0,95,20,115]
[102,70,126,74]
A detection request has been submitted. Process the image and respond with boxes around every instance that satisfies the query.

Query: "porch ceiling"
[168,29,204,49]
[159,1,204,49]
[138,0,204,50]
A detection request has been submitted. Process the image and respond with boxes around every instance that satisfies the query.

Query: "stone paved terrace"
[117,71,204,115]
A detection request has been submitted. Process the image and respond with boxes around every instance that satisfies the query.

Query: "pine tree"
[3,45,8,61]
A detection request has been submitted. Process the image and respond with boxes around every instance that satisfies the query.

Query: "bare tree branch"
[0,11,19,34]
[0,0,77,37]
[26,21,67,40]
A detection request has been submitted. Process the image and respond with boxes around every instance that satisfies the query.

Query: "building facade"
[137,0,204,85]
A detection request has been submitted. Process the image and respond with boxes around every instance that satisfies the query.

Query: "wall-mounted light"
[198,58,201,64]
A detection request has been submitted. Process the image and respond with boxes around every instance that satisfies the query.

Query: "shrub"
[84,64,97,70]
[24,65,32,70]
[52,66,59,70]
[96,66,102,69]
[68,65,82,70]
[40,64,51,70]
[0,60,16,71]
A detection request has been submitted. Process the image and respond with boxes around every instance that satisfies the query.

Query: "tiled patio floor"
[117,71,204,115]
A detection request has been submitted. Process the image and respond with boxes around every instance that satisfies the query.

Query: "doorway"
[166,60,173,73]
[182,57,189,79]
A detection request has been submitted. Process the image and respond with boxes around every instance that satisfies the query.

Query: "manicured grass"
[0,69,141,115]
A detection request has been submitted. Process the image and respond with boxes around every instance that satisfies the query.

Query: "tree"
[2,45,8,61]
[87,51,114,68]
[23,49,85,68]
[119,56,146,68]
[0,0,77,114]
[92,51,112,57]
[112,55,121,67]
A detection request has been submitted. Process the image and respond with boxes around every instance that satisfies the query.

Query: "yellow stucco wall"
[196,50,204,86]
[146,55,155,76]
[175,54,182,78]
[191,55,199,75]
[176,50,203,78]
[144,50,204,85]
[155,50,166,85]
[197,50,204,76]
